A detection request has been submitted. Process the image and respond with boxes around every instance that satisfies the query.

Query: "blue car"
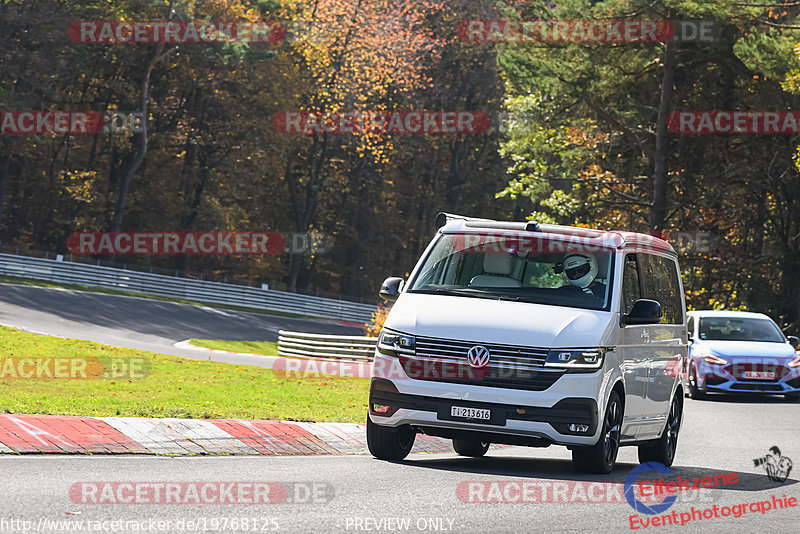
[684,311,800,400]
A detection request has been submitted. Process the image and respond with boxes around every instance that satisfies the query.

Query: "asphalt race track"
[2,398,799,534]
[0,283,798,533]
[0,283,363,366]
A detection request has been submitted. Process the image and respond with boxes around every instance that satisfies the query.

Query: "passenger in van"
[560,253,606,300]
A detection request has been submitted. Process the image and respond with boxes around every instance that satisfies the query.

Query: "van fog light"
[569,424,589,433]
[372,404,391,414]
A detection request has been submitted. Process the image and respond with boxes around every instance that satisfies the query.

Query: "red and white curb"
[0,414,454,456]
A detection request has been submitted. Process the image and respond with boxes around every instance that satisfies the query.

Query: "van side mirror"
[624,299,663,325]
[379,277,404,301]
[788,336,800,349]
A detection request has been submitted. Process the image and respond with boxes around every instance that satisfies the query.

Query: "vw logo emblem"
[466,346,491,368]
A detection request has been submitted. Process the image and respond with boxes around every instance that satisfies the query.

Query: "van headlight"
[377,329,415,356]
[545,348,606,369]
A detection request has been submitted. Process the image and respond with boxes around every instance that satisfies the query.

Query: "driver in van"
[559,253,606,300]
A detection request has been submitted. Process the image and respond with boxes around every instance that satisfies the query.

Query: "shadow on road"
[399,455,798,493]
[686,393,800,404]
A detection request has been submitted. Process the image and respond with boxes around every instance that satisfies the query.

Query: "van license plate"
[450,406,491,420]
[744,371,775,380]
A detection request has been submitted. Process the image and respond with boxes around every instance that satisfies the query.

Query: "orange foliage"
[278,0,445,161]
[364,302,390,337]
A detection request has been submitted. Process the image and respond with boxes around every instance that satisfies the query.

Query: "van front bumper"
[368,378,600,447]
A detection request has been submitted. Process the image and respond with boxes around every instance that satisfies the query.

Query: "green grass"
[0,274,327,320]
[189,339,279,356]
[0,325,369,422]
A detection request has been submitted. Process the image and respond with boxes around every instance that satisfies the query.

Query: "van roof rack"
[435,213,675,255]
[436,212,539,231]
[436,212,485,228]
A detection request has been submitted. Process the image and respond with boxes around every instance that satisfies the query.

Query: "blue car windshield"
[698,317,786,343]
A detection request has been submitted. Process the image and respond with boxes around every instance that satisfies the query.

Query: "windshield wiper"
[409,287,507,299]
[408,288,472,297]
[410,287,523,301]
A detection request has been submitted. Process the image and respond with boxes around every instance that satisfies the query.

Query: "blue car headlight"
[693,348,728,365]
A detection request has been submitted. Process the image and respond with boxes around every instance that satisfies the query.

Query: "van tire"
[452,439,490,457]
[638,394,683,467]
[572,390,622,474]
[366,416,415,461]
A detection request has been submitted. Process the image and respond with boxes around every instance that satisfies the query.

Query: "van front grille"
[415,336,548,370]
[399,336,562,391]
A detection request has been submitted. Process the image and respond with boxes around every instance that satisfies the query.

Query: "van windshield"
[407,233,614,311]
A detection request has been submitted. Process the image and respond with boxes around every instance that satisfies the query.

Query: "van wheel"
[687,362,705,399]
[452,439,490,457]
[638,394,683,467]
[572,390,622,474]
[366,416,415,461]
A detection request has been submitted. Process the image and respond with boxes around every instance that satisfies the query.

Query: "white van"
[367,214,687,473]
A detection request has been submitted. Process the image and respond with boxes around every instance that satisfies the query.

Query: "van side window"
[639,254,684,324]
[687,316,695,339]
[621,254,641,315]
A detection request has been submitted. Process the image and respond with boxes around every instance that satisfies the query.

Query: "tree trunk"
[109,1,177,234]
[286,136,328,292]
[0,157,9,235]
[109,42,164,233]
[651,38,676,233]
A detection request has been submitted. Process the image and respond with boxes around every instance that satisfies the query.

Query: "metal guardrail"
[278,330,377,361]
[0,253,377,323]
